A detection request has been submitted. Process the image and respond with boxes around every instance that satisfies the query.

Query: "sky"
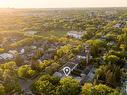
[0,0,127,8]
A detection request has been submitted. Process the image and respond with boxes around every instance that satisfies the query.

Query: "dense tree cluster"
[95,64,121,87]
[0,62,21,94]
[18,65,36,78]
[0,8,127,94]
[31,75,80,95]
[81,83,120,95]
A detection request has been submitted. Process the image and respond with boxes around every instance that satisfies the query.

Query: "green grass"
[39,29,67,37]
[0,29,67,37]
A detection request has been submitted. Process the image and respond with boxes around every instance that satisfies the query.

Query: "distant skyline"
[0,0,127,8]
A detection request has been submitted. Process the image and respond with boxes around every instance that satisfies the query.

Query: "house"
[67,31,84,39]
[100,36,107,40]
[53,62,85,84]
[113,23,122,28]
[40,53,53,61]
[76,55,92,60]
[40,49,55,61]
[8,50,18,55]
[77,55,86,59]
[108,41,115,46]
[20,49,25,54]
[53,62,79,78]
[24,31,38,36]
[53,59,95,84]
[31,46,37,50]
[0,53,13,60]
[53,61,87,84]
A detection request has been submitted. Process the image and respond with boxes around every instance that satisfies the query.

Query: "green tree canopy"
[56,77,81,95]
[81,83,120,95]
[31,75,60,95]
[0,84,5,95]
[18,65,36,78]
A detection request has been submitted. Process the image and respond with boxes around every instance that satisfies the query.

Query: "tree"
[0,84,5,95]
[31,75,60,95]
[1,62,17,82]
[81,83,93,95]
[119,44,126,51]
[39,60,54,71]
[0,48,4,53]
[117,34,124,46]
[107,50,125,59]
[103,54,119,64]
[95,84,120,95]
[122,28,127,45]
[56,77,81,95]
[0,62,21,94]
[18,65,36,78]
[81,83,120,95]
[37,74,60,86]
[86,39,105,56]
[105,33,116,42]
[95,64,121,87]
[31,80,55,95]
[45,63,60,74]
[10,38,34,49]
[56,45,72,58]
[95,65,108,81]
[15,54,24,66]
[33,49,44,59]
[103,50,126,66]
[84,27,97,38]
[82,31,93,40]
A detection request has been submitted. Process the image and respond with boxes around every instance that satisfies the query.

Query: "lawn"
[39,29,67,37]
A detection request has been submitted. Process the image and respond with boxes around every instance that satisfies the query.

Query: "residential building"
[0,53,14,60]
[24,31,38,36]
[67,31,84,39]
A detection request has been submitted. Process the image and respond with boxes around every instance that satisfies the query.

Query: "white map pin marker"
[63,67,71,76]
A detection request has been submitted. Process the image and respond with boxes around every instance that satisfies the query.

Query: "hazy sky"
[0,0,127,8]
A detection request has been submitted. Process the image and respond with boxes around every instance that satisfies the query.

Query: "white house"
[24,31,38,36]
[0,53,13,60]
[20,49,25,54]
[77,55,86,59]
[113,23,122,28]
[77,55,92,60]
[67,31,84,39]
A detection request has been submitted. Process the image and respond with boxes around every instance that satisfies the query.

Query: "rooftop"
[67,31,84,35]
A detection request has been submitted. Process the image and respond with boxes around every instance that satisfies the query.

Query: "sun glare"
[0,0,127,8]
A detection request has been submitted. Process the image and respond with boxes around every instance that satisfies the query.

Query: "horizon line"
[0,6,127,9]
